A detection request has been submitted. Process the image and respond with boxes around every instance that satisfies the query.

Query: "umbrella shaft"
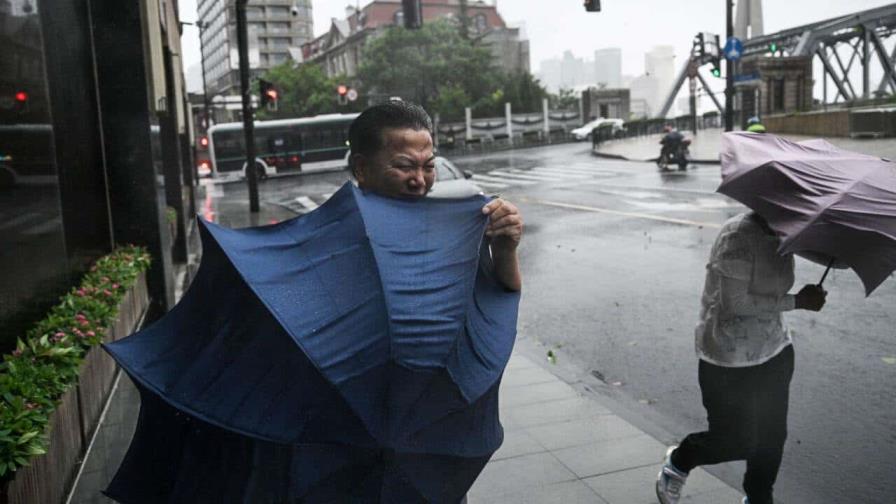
[818,258,836,287]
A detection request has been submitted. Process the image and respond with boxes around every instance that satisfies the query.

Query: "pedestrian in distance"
[746,116,767,133]
[350,100,524,291]
[655,211,827,504]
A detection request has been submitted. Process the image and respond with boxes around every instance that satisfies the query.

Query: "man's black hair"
[348,101,433,165]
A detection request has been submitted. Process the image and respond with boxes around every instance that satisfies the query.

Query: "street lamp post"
[725,0,734,131]
[195,20,212,130]
[236,0,260,213]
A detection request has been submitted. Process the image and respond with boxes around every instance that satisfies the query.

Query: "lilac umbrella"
[718,132,896,296]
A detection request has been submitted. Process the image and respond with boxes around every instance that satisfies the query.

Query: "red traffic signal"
[15,91,28,102]
[337,84,348,96]
[258,79,278,107]
[199,135,209,148]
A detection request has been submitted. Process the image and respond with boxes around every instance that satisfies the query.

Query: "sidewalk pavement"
[468,342,742,504]
[68,189,744,503]
[593,127,896,164]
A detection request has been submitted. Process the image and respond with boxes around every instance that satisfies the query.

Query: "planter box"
[1,272,148,504]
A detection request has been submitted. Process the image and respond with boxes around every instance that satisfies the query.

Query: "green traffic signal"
[769,42,778,53]
[711,68,722,77]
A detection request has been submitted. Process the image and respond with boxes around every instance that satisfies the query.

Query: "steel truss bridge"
[658,3,896,118]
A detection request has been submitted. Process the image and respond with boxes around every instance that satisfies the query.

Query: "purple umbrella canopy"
[718,132,896,296]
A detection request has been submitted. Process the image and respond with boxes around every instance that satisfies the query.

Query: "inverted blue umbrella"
[103,182,520,503]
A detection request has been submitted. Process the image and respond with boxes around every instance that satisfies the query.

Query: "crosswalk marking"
[489,170,563,182]
[515,168,589,179]
[472,180,509,189]
[294,196,319,211]
[532,167,608,177]
[472,173,537,185]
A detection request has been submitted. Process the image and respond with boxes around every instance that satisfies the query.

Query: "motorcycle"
[656,138,691,171]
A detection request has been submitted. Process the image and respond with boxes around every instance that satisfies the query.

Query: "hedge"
[0,246,151,479]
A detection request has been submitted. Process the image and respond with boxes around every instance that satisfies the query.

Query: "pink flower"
[55,331,66,338]
[76,290,86,297]
[79,320,90,327]
[86,331,96,337]
[25,402,38,410]
[103,289,112,296]
[75,313,86,320]
[12,349,22,357]
[112,283,120,289]
[101,276,110,283]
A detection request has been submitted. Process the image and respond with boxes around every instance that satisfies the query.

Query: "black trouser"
[671,345,794,504]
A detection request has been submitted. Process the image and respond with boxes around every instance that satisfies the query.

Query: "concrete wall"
[765,109,850,137]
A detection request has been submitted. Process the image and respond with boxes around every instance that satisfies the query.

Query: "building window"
[473,14,488,34]
[269,37,291,49]
[268,21,290,33]
[267,6,289,17]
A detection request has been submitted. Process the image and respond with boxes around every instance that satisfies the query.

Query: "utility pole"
[725,0,734,131]
[195,20,212,131]
[236,0,259,212]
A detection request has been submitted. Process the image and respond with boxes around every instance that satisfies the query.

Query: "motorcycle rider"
[659,125,686,170]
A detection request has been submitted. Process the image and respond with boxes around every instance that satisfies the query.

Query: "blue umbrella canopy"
[103,182,520,503]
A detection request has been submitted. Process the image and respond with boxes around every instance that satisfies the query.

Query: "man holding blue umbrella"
[349,100,523,292]
[104,101,524,503]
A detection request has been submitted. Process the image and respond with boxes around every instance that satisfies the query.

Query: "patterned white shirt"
[695,213,796,367]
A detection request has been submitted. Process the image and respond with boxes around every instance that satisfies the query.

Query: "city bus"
[206,113,359,179]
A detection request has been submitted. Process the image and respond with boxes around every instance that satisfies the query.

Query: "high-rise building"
[643,45,675,115]
[197,0,314,100]
[593,48,621,88]
[735,0,764,39]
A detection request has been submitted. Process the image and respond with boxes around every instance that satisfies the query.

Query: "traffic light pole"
[236,0,259,213]
[724,0,734,131]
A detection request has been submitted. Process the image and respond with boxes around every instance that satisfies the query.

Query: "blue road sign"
[724,37,744,61]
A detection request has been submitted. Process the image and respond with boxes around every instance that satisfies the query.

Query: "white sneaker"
[655,446,688,504]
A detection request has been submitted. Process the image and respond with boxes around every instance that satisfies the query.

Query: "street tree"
[255,62,362,119]
[358,19,495,118]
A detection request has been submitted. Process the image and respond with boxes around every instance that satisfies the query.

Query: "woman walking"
[655,211,827,504]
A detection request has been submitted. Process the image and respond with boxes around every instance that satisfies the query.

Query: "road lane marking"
[532,167,607,177]
[490,170,564,182]
[294,196,319,210]
[519,198,723,229]
[472,180,510,189]
[509,168,590,180]
[472,173,536,185]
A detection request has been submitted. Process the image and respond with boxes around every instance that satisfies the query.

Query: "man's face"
[354,128,435,200]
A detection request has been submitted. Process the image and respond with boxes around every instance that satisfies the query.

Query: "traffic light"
[711,61,722,78]
[337,84,349,105]
[401,0,422,29]
[768,42,778,54]
[259,79,278,109]
[584,0,601,12]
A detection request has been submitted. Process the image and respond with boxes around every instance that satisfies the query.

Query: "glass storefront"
[0,1,69,351]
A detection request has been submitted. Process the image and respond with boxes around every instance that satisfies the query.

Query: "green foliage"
[0,247,150,480]
[358,20,547,122]
[255,62,363,119]
[550,88,579,111]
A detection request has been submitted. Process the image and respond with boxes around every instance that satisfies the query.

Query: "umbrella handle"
[818,258,836,287]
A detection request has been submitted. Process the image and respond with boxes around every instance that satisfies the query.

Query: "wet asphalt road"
[202,142,896,504]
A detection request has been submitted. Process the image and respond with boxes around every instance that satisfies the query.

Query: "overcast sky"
[181,0,894,91]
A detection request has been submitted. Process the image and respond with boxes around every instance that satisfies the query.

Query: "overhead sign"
[724,37,744,61]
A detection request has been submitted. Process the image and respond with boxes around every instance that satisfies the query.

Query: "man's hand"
[482,198,523,252]
[795,284,827,311]
[482,198,523,291]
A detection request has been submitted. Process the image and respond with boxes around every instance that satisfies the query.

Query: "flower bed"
[0,246,150,503]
